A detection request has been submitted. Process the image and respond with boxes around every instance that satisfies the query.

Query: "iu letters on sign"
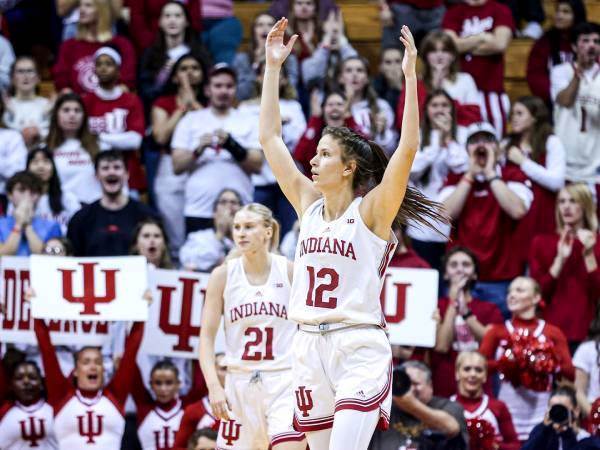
[30,255,148,321]
[140,268,208,359]
[380,267,438,347]
[0,256,110,346]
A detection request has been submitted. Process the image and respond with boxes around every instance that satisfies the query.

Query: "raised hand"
[265,18,298,69]
[399,26,417,78]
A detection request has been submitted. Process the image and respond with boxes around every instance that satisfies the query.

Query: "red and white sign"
[0,257,110,346]
[141,268,209,359]
[380,267,438,347]
[30,255,148,321]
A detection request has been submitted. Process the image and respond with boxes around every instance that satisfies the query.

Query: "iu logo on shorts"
[77,410,103,443]
[220,419,241,445]
[59,262,119,315]
[295,386,314,417]
[19,416,46,446]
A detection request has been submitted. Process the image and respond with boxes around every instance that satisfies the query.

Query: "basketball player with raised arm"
[199,203,306,450]
[258,18,445,450]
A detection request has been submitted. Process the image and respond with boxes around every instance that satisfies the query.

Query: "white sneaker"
[521,22,543,39]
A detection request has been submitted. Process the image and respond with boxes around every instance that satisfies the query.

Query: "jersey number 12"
[305,266,339,309]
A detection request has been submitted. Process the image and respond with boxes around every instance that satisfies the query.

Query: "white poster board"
[30,255,148,321]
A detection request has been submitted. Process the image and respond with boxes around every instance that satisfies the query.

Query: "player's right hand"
[265,18,298,69]
[209,384,231,421]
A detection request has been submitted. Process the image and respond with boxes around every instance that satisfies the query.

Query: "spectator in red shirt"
[83,47,146,193]
[442,0,514,136]
[529,184,600,349]
[52,0,136,94]
[452,351,520,450]
[293,90,362,176]
[388,225,430,269]
[441,122,533,316]
[479,276,575,441]
[432,247,503,397]
[379,0,446,48]
[419,30,482,126]
[526,0,587,105]
[504,96,566,250]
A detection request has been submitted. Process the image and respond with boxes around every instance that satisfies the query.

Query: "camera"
[392,366,412,397]
[549,404,571,426]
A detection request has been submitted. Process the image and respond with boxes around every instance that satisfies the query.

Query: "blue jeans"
[473,280,512,319]
[201,17,243,65]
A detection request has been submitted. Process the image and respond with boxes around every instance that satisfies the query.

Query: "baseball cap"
[208,63,237,81]
[465,122,498,144]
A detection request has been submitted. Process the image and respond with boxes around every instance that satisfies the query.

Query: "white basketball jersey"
[0,400,58,449]
[223,254,295,371]
[54,391,125,449]
[554,63,600,183]
[290,197,397,325]
[137,400,183,450]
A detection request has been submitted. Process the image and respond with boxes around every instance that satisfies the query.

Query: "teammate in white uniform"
[199,203,306,450]
[258,19,445,450]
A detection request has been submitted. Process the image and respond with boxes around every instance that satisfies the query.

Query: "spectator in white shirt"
[0,95,27,209]
[3,56,53,148]
[46,92,102,205]
[574,317,600,419]
[171,63,262,234]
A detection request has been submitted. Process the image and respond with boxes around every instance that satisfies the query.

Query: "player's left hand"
[399,26,417,77]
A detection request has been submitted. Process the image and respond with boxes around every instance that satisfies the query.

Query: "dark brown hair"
[47,93,99,158]
[322,126,448,231]
[421,89,457,149]
[130,217,174,269]
[6,171,43,195]
[420,30,460,91]
[506,96,553,163]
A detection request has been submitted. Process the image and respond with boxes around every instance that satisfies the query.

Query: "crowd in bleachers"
[1,0,600,449]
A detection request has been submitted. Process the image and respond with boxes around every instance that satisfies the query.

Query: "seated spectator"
[551,22,600,192]
[369,360,468,449]
[3,56,52,148]
[500,0,545,39]
[419,30,482,126]
[186,428,218,450]
[574,316,600,419]
[288,0,321,63]
[408,89,468,268]
[138,1,211,112]
[522,386,590,449]
[301,9,358,93]
[441,122,532,315]
[293,90,362,176]
[280,219,299,260]
[0,95,27,208]
[442,0,514,136]
[128,0,202,55]
[84,46,146,194]
[432,247,503,397]
[372,46,404,112]
[152,54,206,257]
[25,146,81,234]
[52,0,136,94]
[0,31,15,92]
[337,56,397,154]
[233,12,299,101]
[504,96,566,242]
[47,92,102,204]
[379,0,446,48]
[199,0,243,65]
[67,150,156,256]
[527,0,587,104]
[479,276,575,441]
[239,61,305,234]
[452,351,520,450]
[55,0,122,41]
[0,171,61,256]
[172,353,222,449]
[388,225,430,268]
[269,0,337,23]
[529,184,600,348]
[179,189,241,272]
[171,64,262,234]
[130,217,173,269]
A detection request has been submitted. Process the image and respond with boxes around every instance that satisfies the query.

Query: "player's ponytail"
[323,126,448,232]
[238,203,281,251]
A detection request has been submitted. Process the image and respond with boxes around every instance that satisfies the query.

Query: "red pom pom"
[466,418,497,450]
